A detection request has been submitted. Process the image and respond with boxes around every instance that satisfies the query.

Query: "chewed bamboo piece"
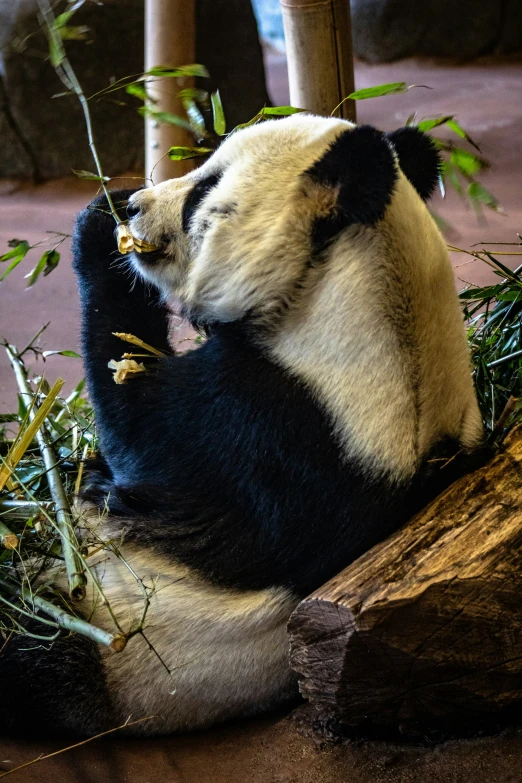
[116,224,159,255]
[112,332,166,356]
[0,521,18,550]
[108,358,147,384]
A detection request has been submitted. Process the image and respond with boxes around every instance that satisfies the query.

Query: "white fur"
[79,115,484,732]
[74,515,298,735]
[129,114,483,480]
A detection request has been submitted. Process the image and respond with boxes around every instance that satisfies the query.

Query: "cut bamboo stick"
[6,346,87,601]
[0,582,126,652]
[280,0,356,121]
[145,0,196,182]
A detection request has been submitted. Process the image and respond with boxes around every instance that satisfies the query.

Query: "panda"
[2,114,483,737]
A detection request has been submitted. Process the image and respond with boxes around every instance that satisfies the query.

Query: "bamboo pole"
[6,346,87,601]
[0,582,126,652]
[145,0,196,182]
[280,0,356,121]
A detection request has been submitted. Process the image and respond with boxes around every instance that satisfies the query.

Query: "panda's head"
[127,114,440,328]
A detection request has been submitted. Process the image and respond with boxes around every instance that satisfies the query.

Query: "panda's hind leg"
[0,615,112,736]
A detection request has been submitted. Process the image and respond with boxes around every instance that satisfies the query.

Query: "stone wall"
[0,0,268,179]
[253,0,522,62]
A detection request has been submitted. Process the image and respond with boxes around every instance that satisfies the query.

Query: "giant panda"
[2,114,484,737]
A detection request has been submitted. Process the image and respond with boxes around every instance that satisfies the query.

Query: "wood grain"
[289,427,522,733]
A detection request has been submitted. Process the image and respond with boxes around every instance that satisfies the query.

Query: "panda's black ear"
[386,126,441,201]
[305,125,397,248]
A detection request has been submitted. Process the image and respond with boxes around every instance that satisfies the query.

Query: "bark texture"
[289,427,522,734]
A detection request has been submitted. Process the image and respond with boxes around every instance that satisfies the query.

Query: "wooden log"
[280,0,355,121]
[145,0,196,182]
[289,427,522,734]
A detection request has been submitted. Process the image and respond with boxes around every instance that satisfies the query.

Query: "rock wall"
[0,0,268,179]
[350,0,522,63]
[253,0,522,63]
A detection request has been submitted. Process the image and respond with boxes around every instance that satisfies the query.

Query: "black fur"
[182,173,221,232]
[73,191,474,598]
[0,614,111,736]
[386,126,441,201]
[305,125,398,249]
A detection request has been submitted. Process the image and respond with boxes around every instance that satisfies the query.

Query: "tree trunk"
[289,427,522,735]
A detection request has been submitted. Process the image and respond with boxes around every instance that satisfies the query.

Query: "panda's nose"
[126,202,141,219]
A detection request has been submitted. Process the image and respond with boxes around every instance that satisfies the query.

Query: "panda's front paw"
[72,189,139,276]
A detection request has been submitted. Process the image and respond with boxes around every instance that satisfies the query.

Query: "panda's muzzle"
[133,235,171,266]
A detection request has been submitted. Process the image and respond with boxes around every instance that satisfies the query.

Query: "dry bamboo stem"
[145,0,196,182]
[0,499,52,518]
[281,0,355,120]
[37,0,120,223]
[6,346,87,601]
[0,581,126,652]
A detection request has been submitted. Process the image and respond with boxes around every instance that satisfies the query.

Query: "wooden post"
[289,427,522,735]
[145,0,196,182]
[280,0,355,121]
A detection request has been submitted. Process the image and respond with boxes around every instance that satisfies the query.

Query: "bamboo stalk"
[6,346,87,601]
[0,377,64,492]
[145,0,196,182]
[280,0,356,121]
[37,0,120,223]
[0,499,52,518]
[1,581,126,652]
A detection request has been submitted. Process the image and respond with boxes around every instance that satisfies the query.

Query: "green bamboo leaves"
[0,240,63,286]
[459,247,522,433]
[0,240,30,281]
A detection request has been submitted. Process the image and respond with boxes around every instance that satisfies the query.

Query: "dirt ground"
[1,51,522,782]
[4,707,522,783]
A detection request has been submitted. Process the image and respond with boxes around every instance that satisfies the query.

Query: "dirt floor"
[4,707,522,783]
[1,51,522,782]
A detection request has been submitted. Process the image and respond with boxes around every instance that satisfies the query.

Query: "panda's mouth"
[135,234,171,265]
[117,224,170,265]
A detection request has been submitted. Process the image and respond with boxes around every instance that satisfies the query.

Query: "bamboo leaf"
[138,106,194,133]
[261,106,304,116]
[467,182,502,212]
[178,88,209,104]
[72,169,111,182]
[417,116,453,133]
[446,119,481,151]
[0,256,25,282]
[55,0,87,27]
[125,83,151,101]
[347,82,408,101]
[183,99,207,136]
[146,64,209,79]
[25,249,61,287]
[211,90,226,136]
[58,25,89,40]
[168,146,213,161]
[441,160,464,197]
[42,350,81,358]
[0,240,30,264]
[450,148,488,177]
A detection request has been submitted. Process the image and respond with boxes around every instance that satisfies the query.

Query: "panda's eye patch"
[182,174,221,233]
